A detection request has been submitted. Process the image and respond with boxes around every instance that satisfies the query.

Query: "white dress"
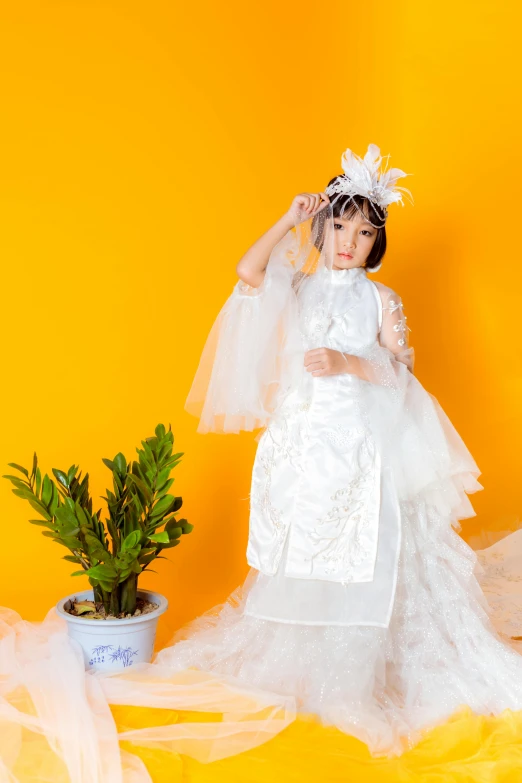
[155,264,522,757]
[5,263,522,778]
[244,265,401,627]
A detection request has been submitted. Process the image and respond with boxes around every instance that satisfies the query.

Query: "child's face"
[326,214,378,270]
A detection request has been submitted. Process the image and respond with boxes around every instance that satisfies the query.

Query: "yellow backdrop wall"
[0,1,520,651]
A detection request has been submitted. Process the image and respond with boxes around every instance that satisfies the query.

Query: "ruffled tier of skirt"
[154,474,522,758]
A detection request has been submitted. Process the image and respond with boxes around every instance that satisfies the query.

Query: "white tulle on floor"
[152,496,522,758]
[3,519,522,782]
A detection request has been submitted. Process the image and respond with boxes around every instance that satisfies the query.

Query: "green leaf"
[156,478,175,495]
[75,504,90,529]
[5,477,32,491]
[35,467,42,498]
[150,495,176,520]
[127,473,152,503]
[142,440,156,464]
[52,469,69,489]
[64,496,76,512]
[49,482,60,516]
[63,555,82,563]
[121,530,141,552]
[29,519,54,528]
[85,563,118,581]
[148,531,169,544]
[7,462,29,477]
[54,504,77,526]
[160,539,181,548]
[113,452,127,477]
[138,552,157,566]
[71,570,87,577]
[115,549,140,567]
[67,465,79,484]
[106,516,120,545]
[113,470,124,494]
[60,536,83,549]
[12,487,35,499]
[102,458,114,471]
[158,442,173,462]
[155,423,166,440]
[131,491,144,518]
[41,474,53,506]
[28,498,52,521]
[144,520,165,536]
[177,519,194,534]
[166,518,183,537]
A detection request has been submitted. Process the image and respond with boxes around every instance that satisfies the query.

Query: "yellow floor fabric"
[112,704,522,782]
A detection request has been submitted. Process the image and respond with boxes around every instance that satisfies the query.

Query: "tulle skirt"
[153,482,522,759]
[4,506,522,780]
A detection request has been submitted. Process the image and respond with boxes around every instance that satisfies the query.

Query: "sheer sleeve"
[340,282,483,504]
[377,284,415,374]
[184,232,304,433]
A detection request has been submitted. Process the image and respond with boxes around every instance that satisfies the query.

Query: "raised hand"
[285,192,330,226]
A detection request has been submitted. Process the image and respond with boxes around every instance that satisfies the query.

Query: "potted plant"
[3,423,193,671]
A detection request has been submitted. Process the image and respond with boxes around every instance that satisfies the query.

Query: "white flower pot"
[55,588,168,672]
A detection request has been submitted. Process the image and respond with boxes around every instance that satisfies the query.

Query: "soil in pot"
[64,596,159,620]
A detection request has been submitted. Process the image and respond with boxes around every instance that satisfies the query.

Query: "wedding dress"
[4,221,522,781]
[161,261,522,757]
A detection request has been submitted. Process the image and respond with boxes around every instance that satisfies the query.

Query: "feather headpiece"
[325,143,414,212]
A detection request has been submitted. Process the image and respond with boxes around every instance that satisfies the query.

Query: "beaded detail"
[324,424,367,451]
[383,297,412,349]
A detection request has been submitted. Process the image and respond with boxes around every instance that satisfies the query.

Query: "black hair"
[312,177,387,272]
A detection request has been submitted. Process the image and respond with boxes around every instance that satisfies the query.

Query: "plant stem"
[120,573,138,615]
[109,588,120,617]
[100,588,110,615]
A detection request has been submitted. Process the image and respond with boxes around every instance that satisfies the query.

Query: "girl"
[3,145,522,780]
[163,143,522,756]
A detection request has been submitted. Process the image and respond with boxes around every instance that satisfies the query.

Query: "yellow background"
[0,1,520,650]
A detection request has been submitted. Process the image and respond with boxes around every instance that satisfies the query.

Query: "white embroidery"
[266,407,307,468]
[304,467,376,578]
[253,451,288,571]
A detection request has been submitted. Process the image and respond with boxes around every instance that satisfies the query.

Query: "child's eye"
[334,224,373,237]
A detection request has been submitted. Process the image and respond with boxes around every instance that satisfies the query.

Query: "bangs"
[333,194,380,224]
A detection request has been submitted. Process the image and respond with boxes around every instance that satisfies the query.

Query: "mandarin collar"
[322,265,368,285]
